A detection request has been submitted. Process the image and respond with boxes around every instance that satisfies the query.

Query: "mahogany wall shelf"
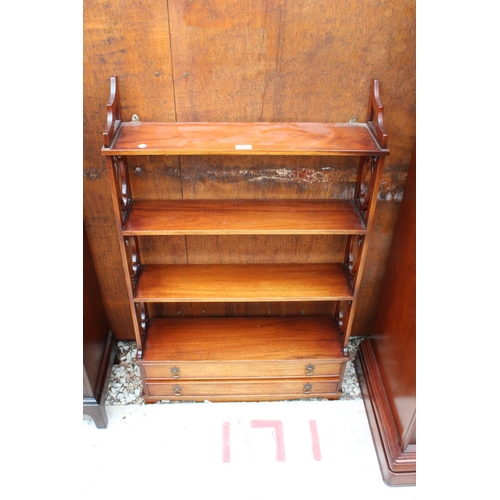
[102,76,388,403]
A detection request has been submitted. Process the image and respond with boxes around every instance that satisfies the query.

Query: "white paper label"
[235,144,252,150]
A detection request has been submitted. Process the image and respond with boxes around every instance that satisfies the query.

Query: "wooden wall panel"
[149,301,335,320]
[179,156,360,200]
[84,0,178,338]
[83,0,416,339]
[168,0,416,164]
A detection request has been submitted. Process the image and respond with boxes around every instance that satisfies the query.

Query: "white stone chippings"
[105,341,145,406]
[105,338,364,406]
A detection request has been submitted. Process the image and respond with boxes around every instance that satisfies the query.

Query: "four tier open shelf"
[102,77,388,403]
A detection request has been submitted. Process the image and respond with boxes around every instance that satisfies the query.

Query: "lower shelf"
[138,316,347,403]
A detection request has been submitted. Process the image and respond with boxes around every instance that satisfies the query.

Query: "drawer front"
[142,360,344,380]
[146,378,340,399]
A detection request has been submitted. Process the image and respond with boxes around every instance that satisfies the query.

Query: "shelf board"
[102,121,389,156]
[141,316,344,362]
[123,199,366,235]
[134,263,353,302]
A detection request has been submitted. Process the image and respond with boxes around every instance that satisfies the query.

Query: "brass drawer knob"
[171,366,181,378]
[173,385,182,396]
[305,363,315,376]
[303,383,312,394]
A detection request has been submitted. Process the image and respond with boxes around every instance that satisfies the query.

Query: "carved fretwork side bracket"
[102,76,122,149]
[124,236,141,294]
[354,156,379,226]
[344,234,365,290]
[334,301,352,352]
[134,302,149,360]
[111,155,132,227]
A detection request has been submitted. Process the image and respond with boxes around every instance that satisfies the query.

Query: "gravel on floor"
[105,337,364,405]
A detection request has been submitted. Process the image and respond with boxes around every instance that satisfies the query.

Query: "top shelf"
[102,77,389,157]
[102,121,388,156]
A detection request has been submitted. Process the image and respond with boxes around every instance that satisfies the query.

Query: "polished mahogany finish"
[142,316,344,362]
[146,379,340,402]
[102,77,388,402]
[124,199,366,235]
[356,340,415,485]
[102,121,388,156]
[134,263,353,302]
[355,144,415,486]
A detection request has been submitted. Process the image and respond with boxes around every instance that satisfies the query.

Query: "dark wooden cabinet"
[355,145,416,485]
[101,77,389,403]
[83,224,119,428]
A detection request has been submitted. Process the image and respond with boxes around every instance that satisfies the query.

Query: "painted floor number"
[222,419,321,463]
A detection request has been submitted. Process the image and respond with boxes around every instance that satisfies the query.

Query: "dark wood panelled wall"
[83,0,416,340]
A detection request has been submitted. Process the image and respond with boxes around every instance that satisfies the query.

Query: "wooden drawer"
[145,378,340,401]
[142,360,344,379]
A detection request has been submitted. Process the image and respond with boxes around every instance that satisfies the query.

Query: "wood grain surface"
[135,263,353,302]
[124,199,366,235]
[142,316,344,362]
[145,379,340,400]
[102,122,389,155]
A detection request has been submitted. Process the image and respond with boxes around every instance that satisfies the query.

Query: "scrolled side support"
[103,76,122,149]
[366,79,388,150]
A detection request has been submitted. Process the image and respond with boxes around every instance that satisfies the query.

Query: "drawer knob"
[305,363,315,376]
[303,383,312,394]
[171,366,181,378]
[173,385,182,396]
